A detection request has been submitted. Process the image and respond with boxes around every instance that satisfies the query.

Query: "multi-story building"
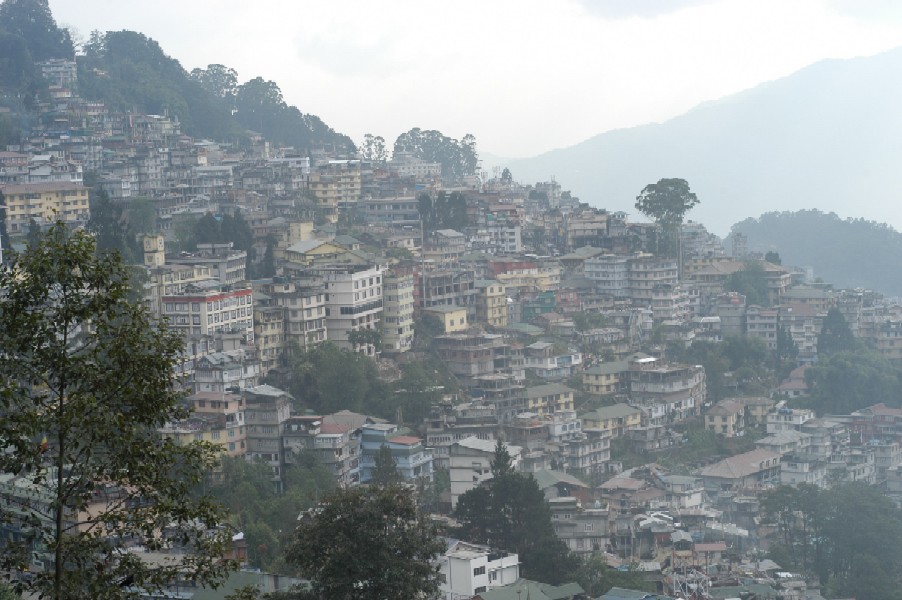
[448,436,522,509]
[243,385,293,487]
[260,279,328,353]
[746,305,779,350]
[525,383,575,415]
[359,195,420,227]
[523,342,583,379]
[766,407,815,434]
[585,255,630,299]
[381,270,415,354]
[1,182,90,234]
[168,243,248,286]
[320,264,385,355]
[424,229,467,266]
[185,391,247,458]
[161,283,254,342]
[306,160,362,223]
[628,255,679,306]
[281,415,359,487]
[548,496,609,555]
[438,541,520,600]
[583,359,631,397]
[474,280,508,328]
[581,403,643,439]
[472,374,526,423]
[418,268,478,315]
[192,348,260,393]
[253,302,285,376]
[705,398,746,437]
[358,423,433,483]
[433,333,512,386]
[628,356,706,426]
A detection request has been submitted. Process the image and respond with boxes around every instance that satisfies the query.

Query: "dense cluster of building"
[5,57,902,600]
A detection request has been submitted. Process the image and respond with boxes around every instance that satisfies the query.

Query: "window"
[473,566,485,576]
[475,587,487,594]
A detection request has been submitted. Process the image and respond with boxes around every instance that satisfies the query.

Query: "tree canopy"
[286,485,443,600]
[730,209,902,296]
[0,0,72,63]
[635,178,698,228]
[762,483,902,600]
[0,221,231,599]
[634,178,698,256]
[817,307,857,357]
[454,444,575,584]
[394,128,478,182]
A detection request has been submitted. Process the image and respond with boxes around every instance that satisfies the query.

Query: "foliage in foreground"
[286,484,444,600]
[762,483,902,600]
[0,222,232,599]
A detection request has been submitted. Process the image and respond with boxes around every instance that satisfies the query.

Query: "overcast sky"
[50,0,902,159]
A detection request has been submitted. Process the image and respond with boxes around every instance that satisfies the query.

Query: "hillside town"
[4,49,902,600]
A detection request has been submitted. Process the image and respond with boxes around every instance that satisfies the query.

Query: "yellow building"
[705,398,746,437]
[525,383,575,415]
[582,360,629,396]
[306,160,361,223]
[475,279,508,328]
[1,182,89,234]
[496,267,561,294]
[160,394,247,460]
[581,403,643,438]
[423,305,469,333]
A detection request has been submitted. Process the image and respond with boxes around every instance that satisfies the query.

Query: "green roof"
[532,469,588,491]
[478,580,586,600]
[584,360,629,376]
[601,587,674,600]
[707,584,778,599]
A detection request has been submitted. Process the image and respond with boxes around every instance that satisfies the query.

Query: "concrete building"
[358,423,433,483]
[320,263,385,355]
[161,283,255,342]
[381,270,415,354]
[243,385,293,487]
[1,182,90,234]
[475,280,508,328]
[281,415,359,487]
[628,356,706,426]
[448,436,522,509]
[438,541,520,600]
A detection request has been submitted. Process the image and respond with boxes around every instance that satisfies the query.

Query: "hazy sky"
[50,0,902,159]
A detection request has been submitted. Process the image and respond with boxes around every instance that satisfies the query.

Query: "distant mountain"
[730,210,902,296]
[508,47,902,236]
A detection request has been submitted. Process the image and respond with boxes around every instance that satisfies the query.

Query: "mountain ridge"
[507,46,902,236]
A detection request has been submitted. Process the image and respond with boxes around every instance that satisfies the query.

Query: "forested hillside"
[0,0,355,152]
[729,210,902,296]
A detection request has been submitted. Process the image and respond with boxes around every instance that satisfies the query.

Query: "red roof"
[320,423,348,434]
[389,435,421,446]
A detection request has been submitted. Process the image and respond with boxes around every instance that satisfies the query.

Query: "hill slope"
[508,47,902,235]
[730,210,902,296]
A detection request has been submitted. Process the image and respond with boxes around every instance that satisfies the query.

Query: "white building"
[321,264,385,355]
[161,283,254,342]
[438,541,520,600]
[585,254,630,298]
[382,271,415,354]
[449,437,522,509]
[766,408,816,434]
